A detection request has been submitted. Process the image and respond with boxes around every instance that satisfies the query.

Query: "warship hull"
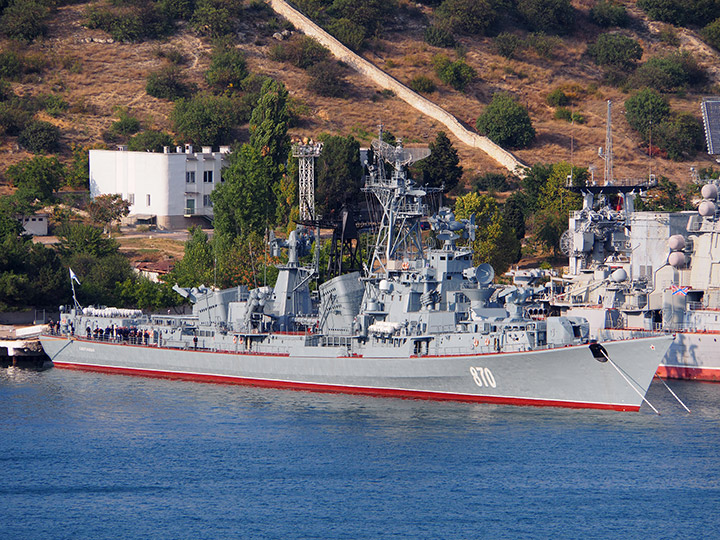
[40,334,672,411]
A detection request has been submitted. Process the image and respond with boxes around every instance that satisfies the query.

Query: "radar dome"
[701,184,718,200]
[668,251,686,268]
[668,235,686,251]
[610,268,628,282]
[699,200,716,217]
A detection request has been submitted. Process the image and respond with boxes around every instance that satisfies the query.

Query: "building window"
[203,194,213,207]
[203,170,213,183]
[186,199,195,215]
[186,171,195,183]
[146,194,151,206]
[128,193,135,205]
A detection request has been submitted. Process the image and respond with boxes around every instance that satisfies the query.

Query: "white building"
[89,144,230,230]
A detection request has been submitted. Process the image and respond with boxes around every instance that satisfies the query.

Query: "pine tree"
[418,131,463,192]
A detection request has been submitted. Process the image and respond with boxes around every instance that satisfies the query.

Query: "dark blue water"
[2,367,719,539]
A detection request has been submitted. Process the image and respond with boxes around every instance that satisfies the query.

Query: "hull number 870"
[470,366,496,388]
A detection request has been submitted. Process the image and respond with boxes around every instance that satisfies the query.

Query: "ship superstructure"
[40,130,672,411]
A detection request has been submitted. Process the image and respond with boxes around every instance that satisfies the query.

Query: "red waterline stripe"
[657,365,720,382]
[51,361,640,412]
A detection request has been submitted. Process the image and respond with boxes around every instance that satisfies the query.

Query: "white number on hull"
[470,366,496,388]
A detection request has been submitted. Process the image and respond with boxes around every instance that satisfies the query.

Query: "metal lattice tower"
[292,141,323,221]
[604,100,614,186]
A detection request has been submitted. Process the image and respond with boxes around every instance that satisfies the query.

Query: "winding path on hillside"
[267,0,527,175]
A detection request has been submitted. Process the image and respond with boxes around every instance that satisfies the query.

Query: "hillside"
[1,0,719,192]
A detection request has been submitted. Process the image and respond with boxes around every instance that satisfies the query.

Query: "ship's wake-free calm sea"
[2,366,719,539]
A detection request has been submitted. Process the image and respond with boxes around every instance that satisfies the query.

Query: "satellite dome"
[668,251,686,268]
[699,200,716,217]
[668,235,686,251]
[610,268,628,283]
[701,184,718,200]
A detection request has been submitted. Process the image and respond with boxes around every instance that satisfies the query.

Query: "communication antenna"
[292,140,323,220]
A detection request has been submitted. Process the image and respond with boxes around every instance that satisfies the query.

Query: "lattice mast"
[603,100,614,186]
[292,141,323,221]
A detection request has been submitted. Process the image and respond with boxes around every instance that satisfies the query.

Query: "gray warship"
[532,100,720,382]
[40,131,672,411]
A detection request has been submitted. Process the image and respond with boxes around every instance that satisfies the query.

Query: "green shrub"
[702,18,720,50]
[587,33,642,68]
[637,0,720,27]
[526,33,563,58]
[630,51,706,92]
[517,0,575,35]
[624,88,670,139]
[435,0,498,36]
[476,93,535,149]
[546,88,570,107]
[424,25,456,48]
[156,47,187,65]
[409,75,436,94]
[433,55,476,91]
[84,4,174,42]
[590,0,629,27]
[0,50,22,79]
[160,0,196,20]
[18,120,60,153]
[269,35,329,69]
[146,67,196,101]
[205,45,248,91]
[39,94,68,117]
[0,98,34,135]
[0,1,49,42]
[190,0,235,38]
[495,32,521,59]
[554,107,585,123]
[307,60,346,97]
[654,114,705,160]
[473,172,510,191]
[326,17,365,51]
[128,130,174,152]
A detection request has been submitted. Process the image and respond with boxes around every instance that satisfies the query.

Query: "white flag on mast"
[69,268,81,285]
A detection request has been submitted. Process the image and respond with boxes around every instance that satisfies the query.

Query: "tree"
[326,18,366,50]
[314,133,362,217]
[249,79,291,184]
[127,130,174,152]
[191,0,235,38]
[587,33,643,68]
[503,191,528,239]
[56,222,120,258]
[624,88,670,140]
[88,194,131,235]
[166,226,214,287]
[269,35,329,69]
[703,17,720,50]
[476,93,535,149]
[172,93,239,146]
[417,131,463,192]
[211,143,275,240]
[6,155,65,202]
[532,162,585,254]
[454,192,520,274]
[636,176,689,211]
[306,60,347,97]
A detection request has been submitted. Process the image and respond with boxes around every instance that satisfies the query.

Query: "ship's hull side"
[658,332,720,381]
[40,335,672,411]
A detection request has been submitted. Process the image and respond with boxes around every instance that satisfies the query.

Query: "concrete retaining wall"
[268,0,527,175]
